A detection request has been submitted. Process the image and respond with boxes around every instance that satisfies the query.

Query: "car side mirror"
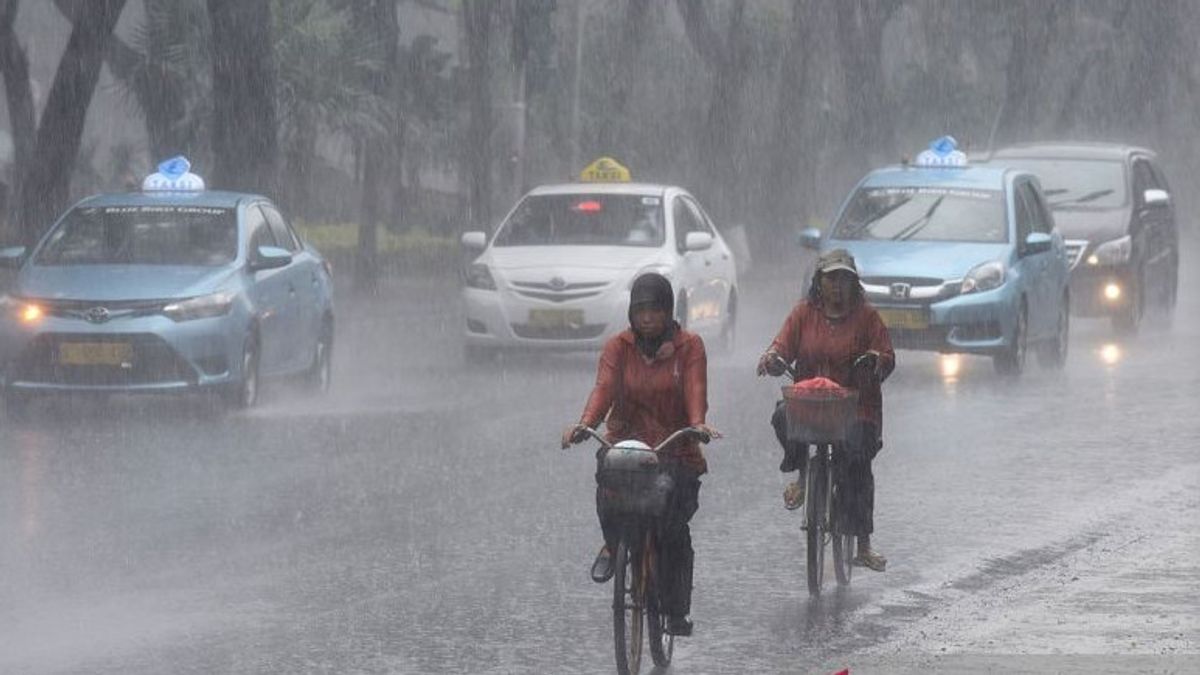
[249,245,292,271]
[1143,188,1170,207]
[798,227,822,250]
[0,246,27,269]
[461,231,487,250]
[1024,232,1053,256]
[684,231,713,252]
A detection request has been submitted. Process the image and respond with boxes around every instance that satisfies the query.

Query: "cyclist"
[562,272,720,637]
[756,248,895,571]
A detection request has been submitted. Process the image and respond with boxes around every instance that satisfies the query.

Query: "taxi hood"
[1047,207,1129,243]
[831,240,1014,281]
[485,245,665,272]
[16,265,237,301]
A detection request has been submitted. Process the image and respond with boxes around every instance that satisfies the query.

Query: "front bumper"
[0,312,246,394]
[873,286,1017,356]
[1068,265,1133,317]
[462,284,629,352]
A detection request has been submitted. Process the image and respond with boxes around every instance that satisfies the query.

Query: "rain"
[0,1,1197,673]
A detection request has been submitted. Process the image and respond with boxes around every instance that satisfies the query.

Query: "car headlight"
[465,263,497,290]
[163,291,235,321]
[1089,234,1131,266]
[961,260,1006,294]
[0,295,44,324]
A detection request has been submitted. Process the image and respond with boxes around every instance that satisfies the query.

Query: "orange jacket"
[769,300,895,431]
[580,328,708,474]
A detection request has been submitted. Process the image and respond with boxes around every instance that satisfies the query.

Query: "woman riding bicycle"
[756,248,894,571]
[562,272,720,637]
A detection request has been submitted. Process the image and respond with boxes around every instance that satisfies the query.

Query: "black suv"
[983,143,1179,333]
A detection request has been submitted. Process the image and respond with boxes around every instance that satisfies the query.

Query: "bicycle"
[769,354,874,596]
[576,426,710,675]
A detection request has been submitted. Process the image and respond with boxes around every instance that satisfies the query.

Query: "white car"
[460,182,738,360]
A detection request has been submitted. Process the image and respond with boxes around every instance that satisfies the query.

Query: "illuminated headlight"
[961,261,1006,294]
[465,263,497,290]
[1104,283,1122,300]
[1090,235,1131,266]
[163,291,235,321]
[1,295,44,324]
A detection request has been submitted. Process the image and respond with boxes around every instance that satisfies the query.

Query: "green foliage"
[295,222,460,276]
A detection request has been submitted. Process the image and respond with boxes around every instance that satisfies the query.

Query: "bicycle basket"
[597,444,674,518]
[782,381,859,443]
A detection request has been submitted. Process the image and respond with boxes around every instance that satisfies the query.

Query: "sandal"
[853,549,887,572]
[783,481,805,510]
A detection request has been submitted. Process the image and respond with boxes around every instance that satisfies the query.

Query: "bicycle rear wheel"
[805,448,830,596]
[613,539,645,675]
[644,531,674,667]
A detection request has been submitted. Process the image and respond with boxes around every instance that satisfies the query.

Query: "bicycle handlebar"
[768,352,879,384]
[577,426,711,452]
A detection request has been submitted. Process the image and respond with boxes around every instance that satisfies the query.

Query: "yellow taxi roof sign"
[580,157,631,183]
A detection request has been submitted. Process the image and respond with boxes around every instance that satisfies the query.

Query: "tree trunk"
[207,0,277,194]
[463,1,494,228]
[0,0,36,234]
[11,0,127,247]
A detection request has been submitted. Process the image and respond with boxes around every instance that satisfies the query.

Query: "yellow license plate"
[58,342,134,366]
[528,308,584,328]
[877,308,929,330]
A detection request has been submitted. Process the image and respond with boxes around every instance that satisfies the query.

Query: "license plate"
[877,308,929,331]
[528,308,584,329]
[58,342,134,366]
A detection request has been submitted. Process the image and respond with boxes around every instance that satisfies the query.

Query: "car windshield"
[35,205,238,266]
[832,186,1008,243]
[493,193,665,247]
[985,158,1127,209]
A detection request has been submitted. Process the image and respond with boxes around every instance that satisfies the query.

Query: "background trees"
[4,0,1200,278]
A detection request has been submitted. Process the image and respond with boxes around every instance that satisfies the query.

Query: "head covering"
[628,272,677,357]
[815,248,858,276]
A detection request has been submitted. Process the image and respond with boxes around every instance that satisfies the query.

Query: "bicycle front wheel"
[644,531,673,667]
[613,539,645,675]
[805,448,830,596]
[831,530,855,586]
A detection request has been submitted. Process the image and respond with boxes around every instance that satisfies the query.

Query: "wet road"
[1,247,1197,674]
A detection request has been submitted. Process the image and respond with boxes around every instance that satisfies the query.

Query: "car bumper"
[0,312,247,394]
[874,286,1017,356]
[462,285,629,351]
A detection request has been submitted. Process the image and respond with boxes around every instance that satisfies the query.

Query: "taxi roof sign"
[580,157,631,183]
[143,155,205,191]
[914,135,967,168]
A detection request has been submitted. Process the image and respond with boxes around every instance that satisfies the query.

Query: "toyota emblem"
[84,306,111,323]
[889,283,911,300]
[548,276,567,291]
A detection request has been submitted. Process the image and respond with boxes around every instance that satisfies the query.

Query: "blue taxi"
[0,157,334,411]
[801,137,1071,375]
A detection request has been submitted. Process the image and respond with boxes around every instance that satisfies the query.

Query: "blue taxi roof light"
[914,135,967,168]
[143,155,205,191]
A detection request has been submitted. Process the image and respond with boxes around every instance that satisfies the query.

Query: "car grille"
[1063,239,1089,271]
[861,276,960,305]
[31,297,170,322]
[9,333,197,386]
[510,280,608,303]
[511,323,607,340]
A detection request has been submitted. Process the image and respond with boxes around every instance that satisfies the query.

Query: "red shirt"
[580,328,708,474]
[768,300,895,431]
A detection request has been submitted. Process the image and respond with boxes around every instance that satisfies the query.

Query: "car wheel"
[225,336,260,409]
[993,304,1028,376]
[675,294,688,330]
[1112,268,1143,336]
[716,293,737,355]
[463,344,497,365]
[1036,294,1069,370]
[305,321,333,394]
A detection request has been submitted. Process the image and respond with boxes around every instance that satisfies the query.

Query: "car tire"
[675,294,688,330]
[463,344,497,365]
[1036,295,1069,370]
[305,319,333,394]
[225,335,260,409]
[716,293,737,355]
[993,304,1028,377]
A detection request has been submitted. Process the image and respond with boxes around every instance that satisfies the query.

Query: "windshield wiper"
[1050,188,1113,206]
[892,196,944,241]
[1042,188,1068,196]
[839,197,912,239]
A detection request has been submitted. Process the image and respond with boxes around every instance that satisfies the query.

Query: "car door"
[244,205,296,375]
[262,202,313,372]
[1014,181,1053,338]
[1131,157,1171,296]
[687,196,736,321]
